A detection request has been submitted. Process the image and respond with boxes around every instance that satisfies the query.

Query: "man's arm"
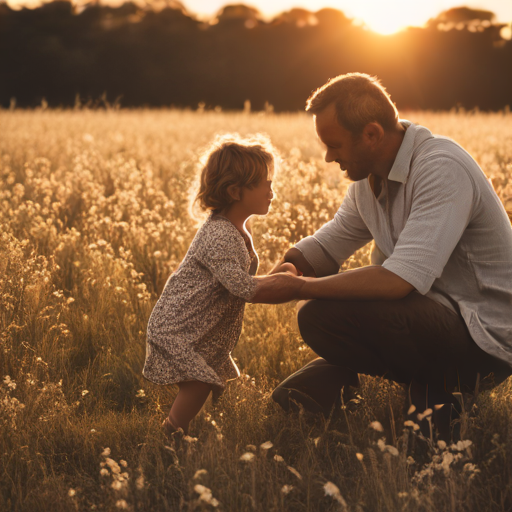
[298,265,414,301]
[251,265,414,304]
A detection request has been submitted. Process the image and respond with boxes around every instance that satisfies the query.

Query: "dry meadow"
[1,108,512,512]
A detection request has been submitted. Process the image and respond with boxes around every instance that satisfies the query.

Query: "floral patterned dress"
[143,214,258,389]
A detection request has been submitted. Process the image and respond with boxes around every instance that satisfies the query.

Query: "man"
[252,72,512,440]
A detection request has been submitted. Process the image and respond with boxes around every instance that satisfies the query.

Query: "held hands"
[251,272,307,304]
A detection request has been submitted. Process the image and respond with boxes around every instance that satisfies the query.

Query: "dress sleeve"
[294,183,373,277]
[382,156,474,294]
[194,221,257,301]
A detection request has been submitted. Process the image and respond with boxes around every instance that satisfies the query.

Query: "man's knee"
[296,299,323,340]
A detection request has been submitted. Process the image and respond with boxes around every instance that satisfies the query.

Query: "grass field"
[1,108,512,512]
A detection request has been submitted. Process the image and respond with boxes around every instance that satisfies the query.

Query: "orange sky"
[6,0,512,35]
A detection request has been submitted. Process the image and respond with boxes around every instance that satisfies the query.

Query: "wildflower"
[404,420,420,431]
[313,437,321,447]
[183,435,198,443]
[417,408,433,421]
[193,469,208,479]
[437,440,447,450]
[407,405,416,415]
[100,468,109,477]
[90,429,96,433]
[287,466,302,480]
[82,390,89,397]
[434,403,445,410]
[440,452,455,475]
[370,421,384,432]
[120,460,128,468]
[398,492,408,498]
[239,452,255,462]
[68,489,76,497]
[3,376,16,390]
[281,485,294,495]
[356,453,364,462]
[111,481,123,491]
[323,482,347,507]
[246,444,257,452]
[377,439,399,456]
[217,433,224,441]
[274,454,284,463]
[194,484,219,507]
[453,439,472,451]
[66,297,75,304]
[115,499,128,509]
[101,447,111,457]
[260,441,273,451]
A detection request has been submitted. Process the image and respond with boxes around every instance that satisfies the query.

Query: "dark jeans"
[273,292,511,420]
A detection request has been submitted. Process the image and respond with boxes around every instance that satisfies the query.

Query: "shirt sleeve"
[194,222,257,301]
[382,156,474,294]
[294,183,373,277]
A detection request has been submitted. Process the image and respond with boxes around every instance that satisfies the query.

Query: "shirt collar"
[387,120,433,184]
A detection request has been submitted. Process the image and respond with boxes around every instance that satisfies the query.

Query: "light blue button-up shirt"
[295,120,512,366]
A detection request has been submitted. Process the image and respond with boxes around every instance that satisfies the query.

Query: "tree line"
[1,1,511,110]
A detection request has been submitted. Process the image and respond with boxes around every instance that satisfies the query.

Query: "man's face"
[314,103,374,182]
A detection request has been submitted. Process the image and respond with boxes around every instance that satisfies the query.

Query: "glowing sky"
[188,0,512,34]
[6,0,512,35]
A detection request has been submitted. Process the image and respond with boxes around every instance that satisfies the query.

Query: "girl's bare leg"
[168,380,214,434]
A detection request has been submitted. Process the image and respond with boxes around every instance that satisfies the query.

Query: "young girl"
[143,135,282,436]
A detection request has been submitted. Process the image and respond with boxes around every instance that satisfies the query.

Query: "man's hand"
[269,262,301,276]
[269,248,316,277]
[251,273,305,304]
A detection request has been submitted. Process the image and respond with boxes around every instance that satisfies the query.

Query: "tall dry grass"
[1,108,512,512]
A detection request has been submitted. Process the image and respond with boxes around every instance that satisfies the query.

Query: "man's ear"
[227,184,241,201]
[363,122,384,147]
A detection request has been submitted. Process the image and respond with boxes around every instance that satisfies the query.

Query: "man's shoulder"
[411,134,480,177]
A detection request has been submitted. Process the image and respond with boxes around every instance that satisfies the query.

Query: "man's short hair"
[306,73,399,135]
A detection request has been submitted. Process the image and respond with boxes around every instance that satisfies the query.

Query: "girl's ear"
[227,184,241,201]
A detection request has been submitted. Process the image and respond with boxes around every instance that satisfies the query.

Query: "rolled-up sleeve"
[382,157,474,294]
[295,183,373,277]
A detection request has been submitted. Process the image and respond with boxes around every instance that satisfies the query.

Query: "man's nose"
[325,150,335,163]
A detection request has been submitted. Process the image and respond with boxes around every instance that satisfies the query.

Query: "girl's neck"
[217,205,249,234]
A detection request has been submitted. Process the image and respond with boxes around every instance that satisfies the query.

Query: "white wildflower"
[239,452,255,462]
[260,441,273,451]
[370,421,384,432]
[323,481,347,507]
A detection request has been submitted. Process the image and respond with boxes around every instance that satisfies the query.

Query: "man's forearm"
[252,265,414,304]
[299,265,414,301]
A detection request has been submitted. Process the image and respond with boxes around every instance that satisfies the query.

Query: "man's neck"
[371,123,406,181]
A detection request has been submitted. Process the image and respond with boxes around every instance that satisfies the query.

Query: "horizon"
[4,0,512,35]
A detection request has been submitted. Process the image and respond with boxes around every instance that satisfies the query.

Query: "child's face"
[240,177,274,216]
